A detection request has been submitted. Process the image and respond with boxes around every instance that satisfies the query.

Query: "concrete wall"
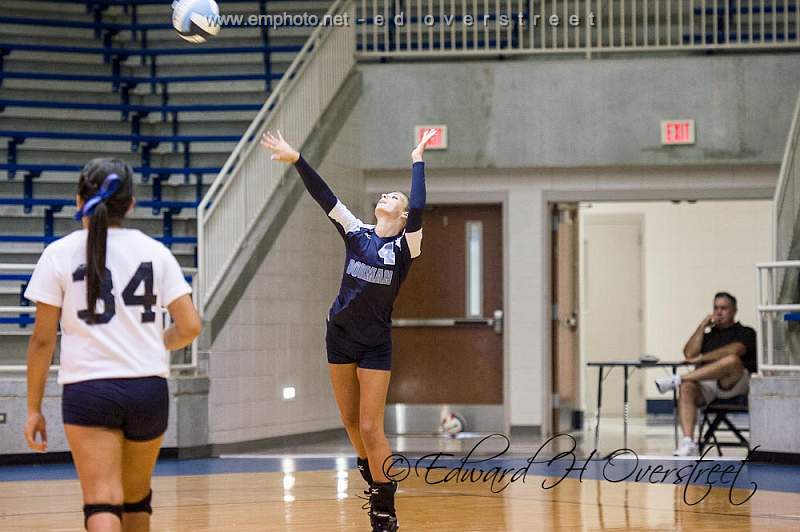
[0,377,206,454]
[360,54,800,170]
[361,53,797,430]
[205,102,365,445]
[750,375,800,453]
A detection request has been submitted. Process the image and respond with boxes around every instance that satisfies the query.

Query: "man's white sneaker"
[674,436,699,457]
[655,374,682,394]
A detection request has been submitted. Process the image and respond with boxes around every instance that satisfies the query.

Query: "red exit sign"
[415,125,447,149]
[661,120,695,145]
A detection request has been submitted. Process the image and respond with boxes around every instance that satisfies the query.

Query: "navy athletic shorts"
[326,320,392,370]
[62,376,169,441]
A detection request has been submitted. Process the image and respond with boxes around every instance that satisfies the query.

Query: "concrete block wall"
[750,375,800,454]
[0,376,207,454]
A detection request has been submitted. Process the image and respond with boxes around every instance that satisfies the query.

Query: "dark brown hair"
[714,291,738,309]
[77,159,133,323]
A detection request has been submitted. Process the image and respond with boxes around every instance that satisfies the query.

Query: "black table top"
[587,360,691,367]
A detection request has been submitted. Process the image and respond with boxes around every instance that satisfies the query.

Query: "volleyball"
[171,0,221,43]
[439,412,466,436]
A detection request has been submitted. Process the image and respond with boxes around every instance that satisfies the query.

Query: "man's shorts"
[698,370,750,405]
[62,376,169,441]
[326,320,392,371]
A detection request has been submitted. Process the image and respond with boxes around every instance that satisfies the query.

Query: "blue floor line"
[2,455,799,497]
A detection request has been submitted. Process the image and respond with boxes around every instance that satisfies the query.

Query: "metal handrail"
[755,261,800,373]
[355,0,800,58]
[197,0,356,313]
[773,90,800,261]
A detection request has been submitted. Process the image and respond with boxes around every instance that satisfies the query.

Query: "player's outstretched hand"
[412,128,437,163]
[24,411,47,453]
[261,130,300,164]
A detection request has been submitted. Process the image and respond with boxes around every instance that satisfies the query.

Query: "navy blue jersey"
[294,156,425,347]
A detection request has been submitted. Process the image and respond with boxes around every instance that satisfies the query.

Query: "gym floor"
[2,420,797,531]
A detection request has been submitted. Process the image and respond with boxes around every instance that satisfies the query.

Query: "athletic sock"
[370,481,397,516]
[358,457,373,485]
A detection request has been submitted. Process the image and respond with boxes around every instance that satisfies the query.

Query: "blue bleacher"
[0,41,301,94]
[0,99,264,137]
[0,71,286,100]
[0,163,221,180]
[683,32,798,44]
[0,130,244,175]
[0,235,196,244]
[0,42,302,57]
[0,130,241,144]
[694,2,798,16]
[0,315,34,327]
[0,0,297,93]
[685,0,799,44]
[0,1,294,296]
[0,98,263,116]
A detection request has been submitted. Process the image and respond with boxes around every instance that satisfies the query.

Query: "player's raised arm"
[405,129,435,257]
[261,130,337,213]
[261,130,364,235]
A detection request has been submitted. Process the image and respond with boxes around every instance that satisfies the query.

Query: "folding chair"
[697,395,750,456]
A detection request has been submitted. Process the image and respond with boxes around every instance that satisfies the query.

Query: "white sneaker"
[655,374,682,394]
[673,437,699,457]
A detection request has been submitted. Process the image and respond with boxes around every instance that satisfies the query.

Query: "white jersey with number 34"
[24,228,192,384]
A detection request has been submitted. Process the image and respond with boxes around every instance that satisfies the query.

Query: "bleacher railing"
[775,89,800,263]
[756,262,800,373]
[355,0,800,57]
[757,88,800,374]
[0,264,199,372]
[197,0,356,314]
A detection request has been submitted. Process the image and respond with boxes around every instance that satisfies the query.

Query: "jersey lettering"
[378,242,396,266]
[72,265,115,325]
[73,262,157,325]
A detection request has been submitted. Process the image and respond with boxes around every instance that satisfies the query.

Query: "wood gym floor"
[2,424,800,531]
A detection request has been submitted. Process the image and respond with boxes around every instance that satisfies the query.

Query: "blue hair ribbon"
[74,173,122,221]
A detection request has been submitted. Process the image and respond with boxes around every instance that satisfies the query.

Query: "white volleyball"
[440,412,466,435]
[172,0,221,43]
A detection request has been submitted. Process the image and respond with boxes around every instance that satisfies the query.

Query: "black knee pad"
[123,489,153,514]
[83,503,123,529]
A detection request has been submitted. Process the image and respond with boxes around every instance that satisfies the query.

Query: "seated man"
[655,292,757,456]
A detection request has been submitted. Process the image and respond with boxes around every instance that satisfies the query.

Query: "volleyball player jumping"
[23,159,202,532]
[262,128,435,532]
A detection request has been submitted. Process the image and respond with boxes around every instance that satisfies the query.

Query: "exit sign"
[415,125,447,149]
[661,120,695,145]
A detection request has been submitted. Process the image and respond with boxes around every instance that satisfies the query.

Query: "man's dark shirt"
[701,322,757,373]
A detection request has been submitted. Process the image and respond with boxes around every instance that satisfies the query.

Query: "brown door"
[552,203,581,432]
[389,204,503,404]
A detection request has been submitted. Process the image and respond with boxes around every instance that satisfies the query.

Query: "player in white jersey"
[23,158,202,532]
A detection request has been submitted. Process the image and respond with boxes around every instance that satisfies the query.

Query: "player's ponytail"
[85,201,109,323]
[76,159,133,324]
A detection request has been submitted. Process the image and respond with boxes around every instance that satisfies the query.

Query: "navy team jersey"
[294,155,425,347]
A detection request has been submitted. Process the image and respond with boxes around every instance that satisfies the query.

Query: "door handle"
[493,309,503,335]
[393,313,504,332]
